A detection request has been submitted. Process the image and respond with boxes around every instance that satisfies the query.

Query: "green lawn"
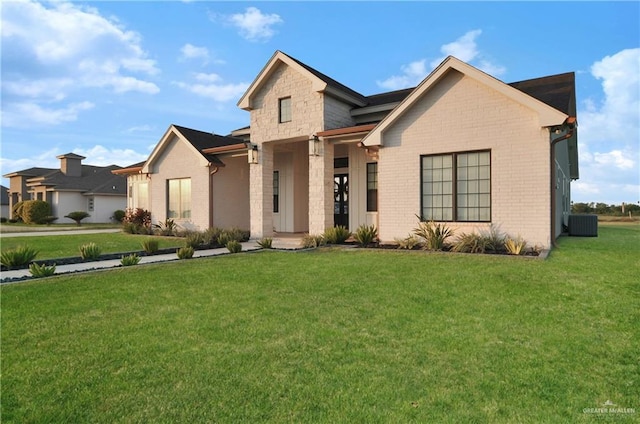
[2,224,638,423]
[0,232,183,260]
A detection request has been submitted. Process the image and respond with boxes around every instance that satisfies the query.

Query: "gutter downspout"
[209,165,220,228]
[550,117,576,247]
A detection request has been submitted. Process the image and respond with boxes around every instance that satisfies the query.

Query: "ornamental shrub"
[120,254,141,266]
[226,240,242,253]
[1,245,38,269]
[354,225,378,248]
[323,226,351,244]
[65,211,90,226]
[112,210,126,223]
[21,200,51,224]
[11,201,24,221]
[29,263,56,278]
[176,246,194,259]
[79,242,102,260]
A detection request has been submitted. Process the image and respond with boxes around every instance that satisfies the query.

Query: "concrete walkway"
[0,236,305,283]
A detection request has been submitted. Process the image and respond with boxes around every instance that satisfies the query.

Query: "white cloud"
[124,125,154,134]
[1,101,94,128]
[180,43,209,61]
[71,145,149,167]
[573,48,640,203]
[431,29,482,66]
[377,29,505,90]
[1,0,159,128]
[173,73,249,102]
[228,7,283,42]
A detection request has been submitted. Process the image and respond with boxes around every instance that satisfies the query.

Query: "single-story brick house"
[119,51,578,248]
[3,153,127,223]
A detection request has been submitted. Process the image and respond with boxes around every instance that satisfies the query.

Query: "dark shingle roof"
[28,165,127,195]
[282,51,368,105]
[509,72,576,116]
[173,124,247,165]
[3,167,57,178]
[364,87,414,107]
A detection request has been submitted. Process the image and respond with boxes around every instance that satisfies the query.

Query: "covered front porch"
[249,126,378,238]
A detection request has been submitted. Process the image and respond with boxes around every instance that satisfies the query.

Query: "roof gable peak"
[238,50,366,110]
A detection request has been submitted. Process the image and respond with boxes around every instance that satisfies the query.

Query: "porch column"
[249,143,274,238]
[308,137,334,234]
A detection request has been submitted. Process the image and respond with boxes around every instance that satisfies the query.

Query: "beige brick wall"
[212,155,250,230]
[378,70,552,248]
[149,135,211,231]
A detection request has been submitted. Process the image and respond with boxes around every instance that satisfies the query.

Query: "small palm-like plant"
[1,246,39,269]
[323,226,352,244]
[354,224,378,247]
[505,236,527,255]
[120,254,141,266]
[395,234,421,250]
[413,218,454,251]
[226,240,242,253]
[257,237,273,249]
[301,234,325,248]
[154,219,177,236]
[184,232,205,249]
[176,246,194,259]
[79,243,102,260]
[65,211,90,226]
[29,262,56,278]
[141,238,159,254]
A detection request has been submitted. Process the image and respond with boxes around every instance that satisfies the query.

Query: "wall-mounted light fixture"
[309,135,321,156]
[248,145,259,164]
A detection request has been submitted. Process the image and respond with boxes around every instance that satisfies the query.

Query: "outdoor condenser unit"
[568,214,598,237]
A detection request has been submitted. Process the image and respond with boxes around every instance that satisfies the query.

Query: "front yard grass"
[0,232,183,260]
[2,224,638,422]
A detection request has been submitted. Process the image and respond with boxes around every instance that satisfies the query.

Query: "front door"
[334,174,348,228]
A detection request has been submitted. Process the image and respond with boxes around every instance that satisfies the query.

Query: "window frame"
[278,97,292,123]
[420,150,491,222]
[167,178,191,219]
[273,171,279,213]
[366,162,378,212]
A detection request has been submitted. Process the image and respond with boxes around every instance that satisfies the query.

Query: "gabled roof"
[362,56,571,147]
[142,124,247,173]
[238,50,367,110]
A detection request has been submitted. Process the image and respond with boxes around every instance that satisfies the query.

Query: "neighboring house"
[0,185,9,218]
[123,51,578,248]
[3,153,127,223]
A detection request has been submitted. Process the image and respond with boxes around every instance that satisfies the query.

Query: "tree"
[65,211,91,226]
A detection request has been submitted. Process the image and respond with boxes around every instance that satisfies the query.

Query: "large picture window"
[168,178,191,219]
[421,151,490,222]
[366,162,378,212]
[279,97,291,123]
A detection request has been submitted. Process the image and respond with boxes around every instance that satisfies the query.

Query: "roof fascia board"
[362,56,568,147]
[142,125,209,173]
[238,51,328,110]
[324,86,367,107]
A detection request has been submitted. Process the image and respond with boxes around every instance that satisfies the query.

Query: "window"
[168,178,191,219]
[279,97,291,123]
[366,162,378,212]
[88,197,95,212]
[273,171,279,213]
[421,151,490,222]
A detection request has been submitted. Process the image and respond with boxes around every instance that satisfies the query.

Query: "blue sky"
[1,1,639,204]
